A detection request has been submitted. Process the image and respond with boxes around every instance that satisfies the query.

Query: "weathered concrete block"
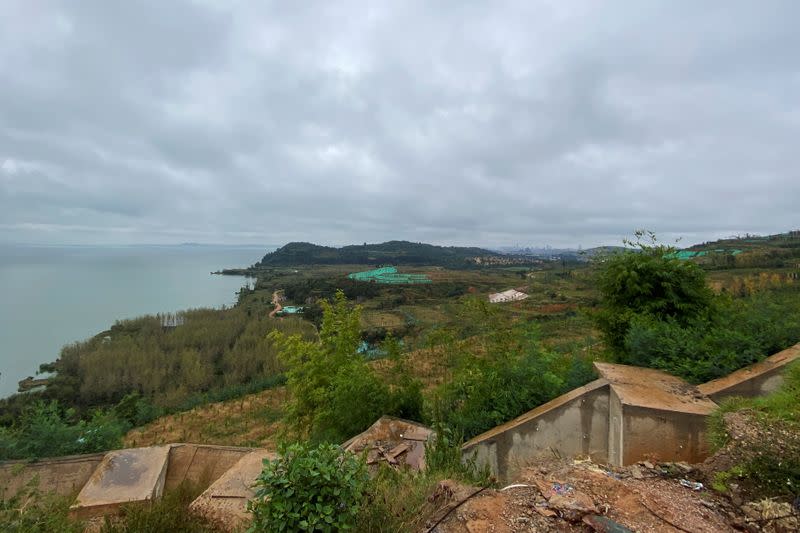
[596,362,717,466]
[189,449,275,532]
[69,446,170,519]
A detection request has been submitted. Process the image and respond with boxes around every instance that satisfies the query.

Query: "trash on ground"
[679,479,704,491]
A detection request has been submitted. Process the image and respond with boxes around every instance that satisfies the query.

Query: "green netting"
[348,266,432,284]
[666,249,743,260]
[348,266,398,281]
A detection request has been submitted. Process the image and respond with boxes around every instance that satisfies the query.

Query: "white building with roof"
[488,289,528,303]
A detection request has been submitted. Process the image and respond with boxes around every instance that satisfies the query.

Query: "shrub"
[99,483,216,533]
[623,289,800,383]
[383,334,424,423]
[593,231,713,353]
[0,401,126,460]
[248,443,368,532]
[0,478,82,533]
[355,467,440,533]
[314,371,390,444]
[431,338,569,440]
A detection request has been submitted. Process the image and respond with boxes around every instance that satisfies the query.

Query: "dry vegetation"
[125,387,288,449]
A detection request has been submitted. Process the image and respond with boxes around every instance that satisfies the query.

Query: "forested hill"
[258,241,499,267]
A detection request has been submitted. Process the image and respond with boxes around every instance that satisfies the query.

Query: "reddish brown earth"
[432,459,746,533]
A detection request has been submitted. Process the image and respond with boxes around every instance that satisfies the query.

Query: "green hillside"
[679,230,800,269]
[258,240,499,267]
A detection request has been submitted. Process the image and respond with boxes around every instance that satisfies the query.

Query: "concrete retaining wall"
[699,344,799,402]
[621,406,710,465]
[462,379,610,481]
[0,444,254,501]
[0,453,106,498]
[164,444,252,491]
[608,388,624,467]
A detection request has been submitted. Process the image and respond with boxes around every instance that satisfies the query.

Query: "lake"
[0,244,273,398]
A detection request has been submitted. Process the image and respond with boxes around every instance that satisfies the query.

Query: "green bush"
[433,350,566,439]
[0,478,82,533]
[624,289,800,383]
[431,322,578,440]
[248,443,368,532]
[314,370,390,444]
[383,334,424,423]
[593,232,713,353]
[0,401,126,460]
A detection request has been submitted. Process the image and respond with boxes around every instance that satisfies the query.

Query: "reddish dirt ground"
[432,459,748,533]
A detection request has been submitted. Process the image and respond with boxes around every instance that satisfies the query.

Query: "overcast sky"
[1,1,798,248]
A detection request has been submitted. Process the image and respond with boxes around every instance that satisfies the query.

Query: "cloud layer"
[1,1,799,247]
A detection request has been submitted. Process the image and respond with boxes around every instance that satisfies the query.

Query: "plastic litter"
[500,483,532,491]
[583,514,635,533]
[551,482,574,495]
[679,479,704,491]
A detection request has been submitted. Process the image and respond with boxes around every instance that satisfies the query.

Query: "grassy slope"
[125,386,288,449]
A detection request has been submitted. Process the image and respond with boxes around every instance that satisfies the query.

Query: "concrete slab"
[698,343,800,402]
[69,446,170,519]
[189,448,275,532]
[594,362,717,416]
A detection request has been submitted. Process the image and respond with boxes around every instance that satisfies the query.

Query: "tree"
[269,291,386,443]
[593,231,713,357]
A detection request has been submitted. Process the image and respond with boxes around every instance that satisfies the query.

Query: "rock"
[630,465,644,480]
[583,514,635,533]
[741,499,799,532]
[534,504,557,518]
[548,490,597,522]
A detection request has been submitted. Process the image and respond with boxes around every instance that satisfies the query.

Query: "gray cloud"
[1,0,799,248]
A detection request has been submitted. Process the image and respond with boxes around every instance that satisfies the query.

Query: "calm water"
[0,244,272,398]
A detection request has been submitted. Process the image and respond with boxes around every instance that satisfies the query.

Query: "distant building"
[488,289,529,303]
[277,306,304,315]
